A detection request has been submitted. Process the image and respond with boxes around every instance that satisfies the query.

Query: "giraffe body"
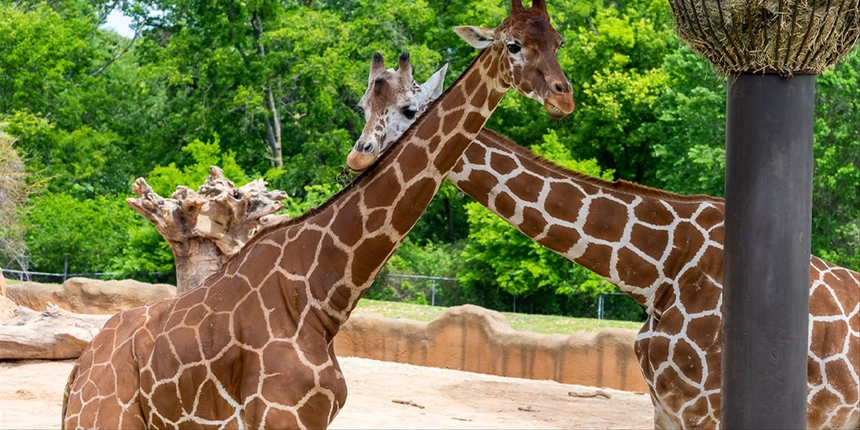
[346,63,860,429]
[62,2,574,428]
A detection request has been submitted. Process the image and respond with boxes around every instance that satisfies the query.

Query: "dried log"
[127,166,289,292]
[0,303,111,359]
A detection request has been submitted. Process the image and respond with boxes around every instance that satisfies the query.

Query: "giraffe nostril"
[362,143,374,154]
[554,82,564,93]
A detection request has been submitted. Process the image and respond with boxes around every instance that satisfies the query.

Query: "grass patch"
[353,298,643,335]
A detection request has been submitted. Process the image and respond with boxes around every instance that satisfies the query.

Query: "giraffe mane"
[478,129,726,205]
[237,49,493,253]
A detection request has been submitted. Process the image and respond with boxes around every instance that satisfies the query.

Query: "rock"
[7,278,175,315]
[0,268,6,297]
[0,295,16,323]
[0,303,112,359]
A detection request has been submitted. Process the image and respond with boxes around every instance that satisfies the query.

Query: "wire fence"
[1,266,643,321]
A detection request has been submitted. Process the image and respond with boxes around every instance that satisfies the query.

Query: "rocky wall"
[334,304,648,392]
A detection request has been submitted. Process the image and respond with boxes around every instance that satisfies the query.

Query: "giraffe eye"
[506,42,521,54]
[401,107,417,120]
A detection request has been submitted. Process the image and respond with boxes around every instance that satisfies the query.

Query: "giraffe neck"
[248,48,507,338]
[449,129,726,315]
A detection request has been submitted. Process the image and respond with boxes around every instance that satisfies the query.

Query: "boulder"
[7,278,175,315]
[0,268,5,297]
[0,294,15,322]
[0,303,112,359]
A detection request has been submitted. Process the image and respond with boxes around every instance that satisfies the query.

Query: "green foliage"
[145,136,248,196]
[23,193,140,274]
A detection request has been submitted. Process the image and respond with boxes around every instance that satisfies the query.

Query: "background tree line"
[1,0,857,320]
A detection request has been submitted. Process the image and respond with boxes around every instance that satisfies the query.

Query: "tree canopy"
[1,0,857,319]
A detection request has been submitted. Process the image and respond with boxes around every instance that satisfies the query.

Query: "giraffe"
[60,1,574,428]
[345,60,860,429]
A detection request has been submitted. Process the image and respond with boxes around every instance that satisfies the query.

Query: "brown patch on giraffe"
[494,192,517,220]
[678,273,721,315]
[544,181,584,223]
[708,224,724,243]
[392,178,437,235]
[634,200,675,227]
[441,108,465,135]
[616,248,660,289]
[811,319,849,358]
[330,195,363,247]
[686,315,720,352]
[519,207,548,238]
[471,84,488,108]
[808,389,842,420]
[655,365,701,413]
[352,235,396,285]
[414,113,441,141]
[582,197,628,243]
[310,205,335,227]
[810,285,842,317]
[508,172,543,203]
[695,204,723,231]
[433,133,472,172]
[261,345,316,402]
[91,365,116,398]
[263,408,300,428]
[170,327,203,362]
[194,378,235,422]
[330,284,353,312]
[579,243,613,278]
[463,69,482,92]
[365,208,387,233]
[462,111,486,135]
[488,89,505,109]
[539,224,581,254]
[365,169,403,209]
[671,202,701,220]
[176,364,207,414]
[308,235,349,303]
[140,368,156,394]
[629,225,669,262]
[463,138,487,162]
[297,391,338,427]
[459,170,498,207]
[808,358,824,387]
[175,286,207,312]
[234,294,269,349]
[826,273,858,313]
[490,151,518,175]
[184,303,208,327]
[399,144,430,183]
[200,312,232,358]
[662,223,706,278]
[427,135,442,153]
[646,335,671,370]
[657,307,684,337]
[151,380,183,422]
[672,338,704,383]
[95,398,123,427]
[826,359,859,404]
[682,396,712,428]
[151,335,181,375]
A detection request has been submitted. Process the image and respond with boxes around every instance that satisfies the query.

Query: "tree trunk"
[127,166,289,292]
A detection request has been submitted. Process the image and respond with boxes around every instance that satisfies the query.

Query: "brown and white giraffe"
[345,61,860,429]
[60,1,574,428]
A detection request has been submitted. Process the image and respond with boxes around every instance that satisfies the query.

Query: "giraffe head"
[349,52,448,167]
[347,0,573,171]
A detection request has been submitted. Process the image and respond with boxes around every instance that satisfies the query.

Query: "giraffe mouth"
[545,103,566,118]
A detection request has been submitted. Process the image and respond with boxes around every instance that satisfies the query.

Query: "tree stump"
[127,166,289,292]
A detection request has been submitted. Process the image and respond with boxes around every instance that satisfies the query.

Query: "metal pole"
[598,293,605,320]
[722,73,812,428]
[63,257,69,282]
[431,279,436,306]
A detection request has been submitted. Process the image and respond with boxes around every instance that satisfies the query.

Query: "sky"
[104,9,135,39]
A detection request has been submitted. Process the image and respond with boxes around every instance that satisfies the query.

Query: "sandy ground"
[0,357,654,429]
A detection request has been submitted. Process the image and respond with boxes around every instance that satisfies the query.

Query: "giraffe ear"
[421,63,448,101]
[453,26,495,49]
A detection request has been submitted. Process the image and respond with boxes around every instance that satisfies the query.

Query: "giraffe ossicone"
[345,51,860,429]
[61,1,574,428]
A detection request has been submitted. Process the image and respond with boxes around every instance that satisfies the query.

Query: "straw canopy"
[669,0,860,75]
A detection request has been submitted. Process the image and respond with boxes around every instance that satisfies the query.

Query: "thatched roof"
[669,0,860,75]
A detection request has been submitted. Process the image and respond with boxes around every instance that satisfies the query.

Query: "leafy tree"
[144,136,249,196]
[0,131,32,270]
[23,193,140,274]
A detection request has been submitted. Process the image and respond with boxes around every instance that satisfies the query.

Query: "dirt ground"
[0,357,654,429]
